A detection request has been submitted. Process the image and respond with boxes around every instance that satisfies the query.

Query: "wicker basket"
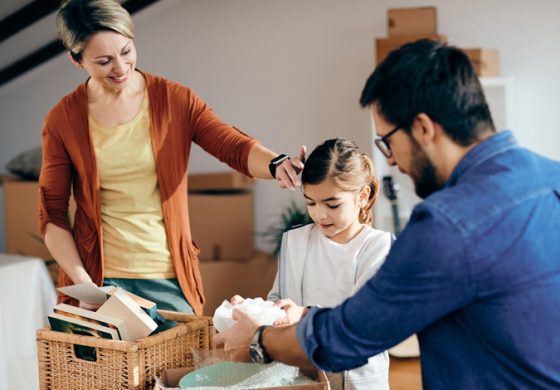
[37,310,213,390]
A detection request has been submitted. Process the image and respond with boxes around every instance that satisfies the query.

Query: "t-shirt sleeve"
[296,204,475,372]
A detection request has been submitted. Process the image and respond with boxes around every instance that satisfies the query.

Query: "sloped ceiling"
[0,0,32,19]
[0,0,158,87]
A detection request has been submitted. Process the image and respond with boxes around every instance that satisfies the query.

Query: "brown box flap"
[188,172,254,192]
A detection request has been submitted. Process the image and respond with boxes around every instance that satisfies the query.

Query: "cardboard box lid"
[188,171,254,192]
[375,34,448,65]
[388,7,437,36]
[155,366,329,390]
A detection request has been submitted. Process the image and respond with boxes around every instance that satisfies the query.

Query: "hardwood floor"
[389,356,422,389]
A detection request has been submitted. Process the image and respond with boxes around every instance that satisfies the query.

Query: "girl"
[266,138,393,389]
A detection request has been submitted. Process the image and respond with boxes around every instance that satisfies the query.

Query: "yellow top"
[89,92,176,279]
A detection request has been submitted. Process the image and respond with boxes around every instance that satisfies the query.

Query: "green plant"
[260,201,312,257]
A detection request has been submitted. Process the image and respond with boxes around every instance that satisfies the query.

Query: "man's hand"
[275,145,306,190]
[213,309,261,362]
[273,298,307,326]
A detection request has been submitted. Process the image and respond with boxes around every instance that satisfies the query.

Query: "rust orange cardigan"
[38,71,258,315]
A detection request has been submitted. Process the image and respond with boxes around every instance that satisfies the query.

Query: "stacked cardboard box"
[375,7,500,77]
[1,174,76,283]
[188,171,255,260]
[376,7,447,65]
[463,48,500,77]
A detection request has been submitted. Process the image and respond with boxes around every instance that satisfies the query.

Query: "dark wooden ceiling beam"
[0,0,59,44]
[0,0,161,88]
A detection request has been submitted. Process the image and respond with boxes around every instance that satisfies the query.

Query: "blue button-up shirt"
[297,131,560,389]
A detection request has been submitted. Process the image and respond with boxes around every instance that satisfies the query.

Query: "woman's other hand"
[79,300,103,311]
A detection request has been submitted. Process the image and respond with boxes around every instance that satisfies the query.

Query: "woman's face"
[76,30,137,92]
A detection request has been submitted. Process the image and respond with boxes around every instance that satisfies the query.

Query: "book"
[53,303,130,341]
[54,282,164,340]
[48,312,119,340]
[97,288,158,340]
[104,286,165,325]
[57,282,109,305]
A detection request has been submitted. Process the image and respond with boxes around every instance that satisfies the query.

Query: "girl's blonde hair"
[56,0,135,62]
[302,138,379,224]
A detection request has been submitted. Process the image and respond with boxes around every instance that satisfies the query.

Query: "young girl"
[268,138,392,389]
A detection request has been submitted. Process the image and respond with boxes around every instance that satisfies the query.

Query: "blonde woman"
[40,0,304,315]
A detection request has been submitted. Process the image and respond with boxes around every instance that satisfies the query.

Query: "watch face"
[249,344,264,364]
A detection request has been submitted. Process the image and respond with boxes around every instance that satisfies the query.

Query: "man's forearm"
[262,324,316,373]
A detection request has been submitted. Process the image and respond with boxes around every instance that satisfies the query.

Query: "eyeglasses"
[374,125,402,158]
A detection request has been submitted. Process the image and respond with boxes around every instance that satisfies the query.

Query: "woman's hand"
[273,298,307,326]
[79,300,103,311]
[275,146,307,191]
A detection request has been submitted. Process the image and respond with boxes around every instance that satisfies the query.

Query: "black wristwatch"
[249,325,272,364]
[268,154,290,179]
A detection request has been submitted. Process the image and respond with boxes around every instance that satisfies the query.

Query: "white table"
[0,254,56,390]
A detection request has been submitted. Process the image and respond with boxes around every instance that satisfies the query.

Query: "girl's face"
[303,178,370,244]
[73,30,137,93]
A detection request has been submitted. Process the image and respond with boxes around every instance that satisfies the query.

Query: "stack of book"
[48,283,161,341]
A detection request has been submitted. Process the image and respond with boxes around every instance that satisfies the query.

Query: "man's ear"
[358,185,371,208]
[411,113,437,147]
[67,51,82,69]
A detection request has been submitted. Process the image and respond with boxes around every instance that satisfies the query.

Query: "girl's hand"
[273,298,307,326]
[230,295,245,305]
[275,146,307,191]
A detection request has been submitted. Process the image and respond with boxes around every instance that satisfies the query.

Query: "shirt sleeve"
[296,204,475,372]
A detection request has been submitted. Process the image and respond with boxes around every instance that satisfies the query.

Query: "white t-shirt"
[269,223,392,390]
[302,225,389,308]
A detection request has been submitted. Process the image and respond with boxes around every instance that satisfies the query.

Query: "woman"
[39,0,304,315]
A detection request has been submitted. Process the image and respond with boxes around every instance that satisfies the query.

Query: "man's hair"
[302,138,378,224]
[360,39,495,146]
[56,0,134,62]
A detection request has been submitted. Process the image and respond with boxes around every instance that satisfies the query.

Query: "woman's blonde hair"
[302,138,379,224]
[56,0,134,62]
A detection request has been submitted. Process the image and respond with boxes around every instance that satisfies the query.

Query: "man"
[214,40,560,389]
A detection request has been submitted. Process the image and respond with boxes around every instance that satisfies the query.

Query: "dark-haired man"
[215,40,560,389]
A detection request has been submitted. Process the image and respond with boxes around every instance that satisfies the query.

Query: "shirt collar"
[446,130,517,187]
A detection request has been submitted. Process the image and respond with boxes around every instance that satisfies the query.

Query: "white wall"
[1,0,559,253]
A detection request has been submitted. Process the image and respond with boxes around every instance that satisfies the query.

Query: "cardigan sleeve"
[38,118,73,237]
[187,89,259,177]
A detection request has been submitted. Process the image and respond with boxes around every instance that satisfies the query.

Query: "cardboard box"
[2,178,75,259]
[155,366,330,389]
[199,251,277,316]
[1,176,74,285]
[388,7,437,36]
[189,191,254,260]
[189,171,254,191]
[463,48,500,77]
[3,179,53,259]
[376,34,448,65]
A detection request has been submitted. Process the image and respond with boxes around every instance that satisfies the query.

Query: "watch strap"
[256,325,272,363]
[268,154,289,178]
